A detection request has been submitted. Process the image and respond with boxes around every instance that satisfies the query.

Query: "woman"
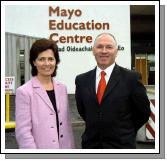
[15,38,75,149]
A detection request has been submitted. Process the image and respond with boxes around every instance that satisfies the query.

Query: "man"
[75,33,151,149]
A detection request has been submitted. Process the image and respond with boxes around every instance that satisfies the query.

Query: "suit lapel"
[53,80,61,112]
[32,77,55,112]
[102,64,121,101]
[90,68,99,104]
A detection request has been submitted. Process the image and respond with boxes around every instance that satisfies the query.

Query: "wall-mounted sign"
[5,77,15,94]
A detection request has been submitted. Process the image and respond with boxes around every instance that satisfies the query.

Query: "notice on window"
[5,77,15,94]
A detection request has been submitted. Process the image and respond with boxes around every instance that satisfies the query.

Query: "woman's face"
[33,49,56,77]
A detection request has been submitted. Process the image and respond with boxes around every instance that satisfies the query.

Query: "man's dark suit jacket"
[75,64,151,149]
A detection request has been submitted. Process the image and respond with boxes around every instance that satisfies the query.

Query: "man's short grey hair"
[93,33,117,47]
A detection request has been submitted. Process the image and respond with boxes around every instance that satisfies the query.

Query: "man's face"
[93,34,118,70]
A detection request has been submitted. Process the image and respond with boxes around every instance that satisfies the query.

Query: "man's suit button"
[60,122,62,126]
[99,112,102,118]
[60,135,63,138]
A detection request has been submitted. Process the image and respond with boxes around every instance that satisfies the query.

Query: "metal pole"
[5,93,10,122]
[5,93,16,129]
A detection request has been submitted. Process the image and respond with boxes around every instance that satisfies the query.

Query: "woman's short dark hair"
[29,38,60,77]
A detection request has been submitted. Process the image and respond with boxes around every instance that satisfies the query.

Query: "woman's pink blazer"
[15,77,75,149]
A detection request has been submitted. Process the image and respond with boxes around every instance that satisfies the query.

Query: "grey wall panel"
[24,36,30,82]
[5,32,41,90]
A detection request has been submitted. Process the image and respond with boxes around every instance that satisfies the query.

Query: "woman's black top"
[46,90,59,137]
